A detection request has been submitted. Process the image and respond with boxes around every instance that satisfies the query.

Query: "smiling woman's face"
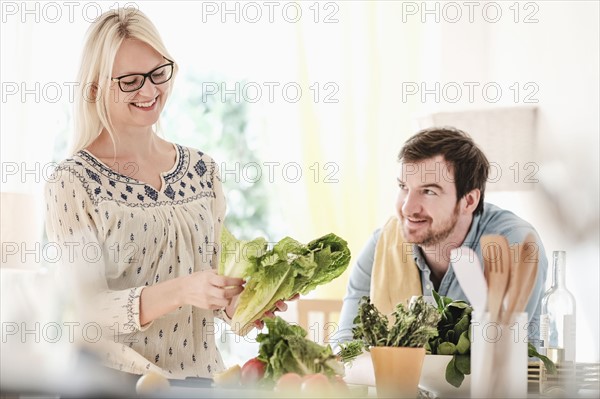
[107,38,170,133]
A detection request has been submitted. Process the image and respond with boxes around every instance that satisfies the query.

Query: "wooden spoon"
[502,234,539,324]
[481,235,511,323]
[480,235,512,396]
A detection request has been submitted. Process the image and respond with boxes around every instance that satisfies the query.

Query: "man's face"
[395,155,460,246]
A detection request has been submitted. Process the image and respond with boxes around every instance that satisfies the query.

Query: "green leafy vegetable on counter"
[352,296,441,348]
[256,316,344,385]
[219,227,351,335]
[426,291,473,388]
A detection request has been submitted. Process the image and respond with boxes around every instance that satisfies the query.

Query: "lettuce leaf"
[230,259,292,332]
[298,234,351,294]
[219,226,267,278]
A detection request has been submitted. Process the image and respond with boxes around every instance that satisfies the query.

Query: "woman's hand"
[253,293,300,329]
[181,269,244,311]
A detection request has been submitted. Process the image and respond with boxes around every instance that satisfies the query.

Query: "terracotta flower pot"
[370,346,426,398]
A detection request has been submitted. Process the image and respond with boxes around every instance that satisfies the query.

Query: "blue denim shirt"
[332,202,548,346]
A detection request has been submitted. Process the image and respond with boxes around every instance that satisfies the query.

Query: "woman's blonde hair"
[71,8,178,154]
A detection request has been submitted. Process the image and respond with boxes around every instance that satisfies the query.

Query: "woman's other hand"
[253,293,300,329]
[182,269,244,311]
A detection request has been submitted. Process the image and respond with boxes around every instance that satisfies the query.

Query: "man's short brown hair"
[398,127,490,215]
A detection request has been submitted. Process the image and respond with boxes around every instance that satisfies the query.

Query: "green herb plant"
[352,296,441,348]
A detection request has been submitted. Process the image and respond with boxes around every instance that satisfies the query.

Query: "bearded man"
[334,127,548,345]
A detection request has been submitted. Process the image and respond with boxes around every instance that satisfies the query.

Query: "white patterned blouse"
[44,143,230,379]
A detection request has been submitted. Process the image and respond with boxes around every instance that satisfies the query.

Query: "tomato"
[301,373,331,396]
[240,357,266,386]
[274,372,303,393]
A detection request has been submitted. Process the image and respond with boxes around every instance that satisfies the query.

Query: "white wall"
[424,1,599,362]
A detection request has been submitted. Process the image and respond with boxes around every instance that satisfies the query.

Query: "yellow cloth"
[370,216,423,316]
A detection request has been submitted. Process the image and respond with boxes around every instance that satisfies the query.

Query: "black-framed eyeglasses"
[111,58,175,92]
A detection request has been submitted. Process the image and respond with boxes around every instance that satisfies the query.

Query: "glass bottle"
[540,251,577,395]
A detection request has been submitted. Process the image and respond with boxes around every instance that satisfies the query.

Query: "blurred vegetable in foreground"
[256,317,344,385]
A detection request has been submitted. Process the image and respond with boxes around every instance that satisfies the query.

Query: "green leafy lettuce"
[256,317,344,385]
[219,227,351,334]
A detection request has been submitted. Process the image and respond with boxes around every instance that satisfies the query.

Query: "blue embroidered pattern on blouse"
[162,144,187,182]
[145,185,159,201]
[53,145,217,208]
[194,159,207,177]
[164,185,175,200]
[86,168,102,184]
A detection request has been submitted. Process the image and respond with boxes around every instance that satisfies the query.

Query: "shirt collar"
[412,244,428,271]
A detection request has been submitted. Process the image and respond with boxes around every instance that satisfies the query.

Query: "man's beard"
[402,203,460,246]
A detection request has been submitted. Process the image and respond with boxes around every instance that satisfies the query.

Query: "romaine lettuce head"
[221,229,351,335]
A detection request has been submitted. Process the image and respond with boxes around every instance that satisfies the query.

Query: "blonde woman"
[45,8,284,379]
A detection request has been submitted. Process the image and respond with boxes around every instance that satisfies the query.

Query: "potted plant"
[352,296,441,398]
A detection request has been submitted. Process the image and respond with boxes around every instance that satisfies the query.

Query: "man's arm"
[331,230,381,347]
